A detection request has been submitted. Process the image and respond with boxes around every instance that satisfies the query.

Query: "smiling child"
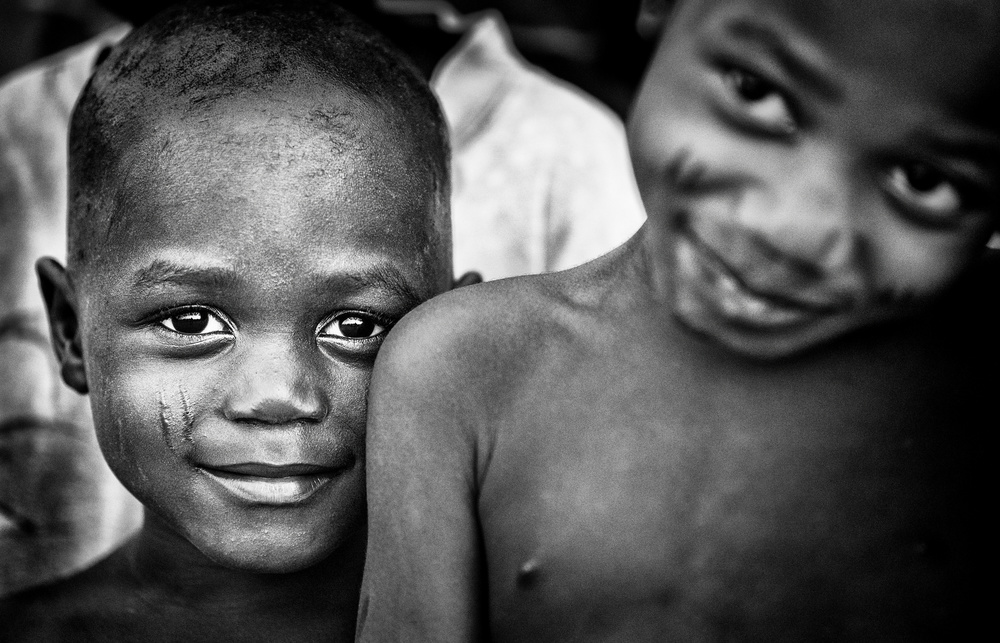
[358,0,999,639]
[0,0,467,640]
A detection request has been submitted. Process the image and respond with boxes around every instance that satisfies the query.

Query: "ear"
[451,271,483,289]
[36,257,88,394]
[637,0,677,39]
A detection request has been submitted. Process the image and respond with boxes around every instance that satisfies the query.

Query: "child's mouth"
[197,463,344,505]
[674,228,843,331]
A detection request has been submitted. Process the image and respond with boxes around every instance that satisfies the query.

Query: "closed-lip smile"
[198,462,345,505]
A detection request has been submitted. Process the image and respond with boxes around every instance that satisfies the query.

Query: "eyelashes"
[159,309,229,336]
[879,162,991,228]
[150,306,235,356]
[713,63,798,137]
[883,164,960,222]
[154,307,393,348]
[317,312,390,342]
[704,61,994,228]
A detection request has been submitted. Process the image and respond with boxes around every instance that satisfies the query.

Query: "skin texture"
[0,76,455,642]
[357,0,999,640]
[630,0,998,358]
[0,28,141,598]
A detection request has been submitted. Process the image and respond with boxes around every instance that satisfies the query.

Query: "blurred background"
[0,0,120,79]
[1,0,653,117]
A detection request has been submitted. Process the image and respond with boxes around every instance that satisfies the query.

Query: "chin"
[201,534,338,574]
[678,309,900,362]
[711,327,851,361]
[187,517,352,574]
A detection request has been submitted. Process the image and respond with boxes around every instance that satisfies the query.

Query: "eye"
[718,65,796,136]
[883,162,966,225]
[159,309,228,335]
[318,312,388,341]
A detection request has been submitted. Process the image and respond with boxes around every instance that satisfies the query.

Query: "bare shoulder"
[0,547,135,642]
[377,255,622,401]
[368,246,639,472]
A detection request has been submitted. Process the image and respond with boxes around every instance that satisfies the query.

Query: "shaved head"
[68,0,450,276]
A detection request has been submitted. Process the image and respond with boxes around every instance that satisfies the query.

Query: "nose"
[223,334,329,425]
[736,145,861,271]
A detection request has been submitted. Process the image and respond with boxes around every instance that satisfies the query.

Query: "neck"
[122,509,365,639]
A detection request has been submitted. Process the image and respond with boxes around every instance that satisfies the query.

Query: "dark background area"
[1,0,653,118]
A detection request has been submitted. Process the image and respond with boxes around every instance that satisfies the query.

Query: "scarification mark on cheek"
[666,147,706,193]
[116,416,128,466]
[179,385,194,443]
[118,415,150,485]
[158,390,178,454]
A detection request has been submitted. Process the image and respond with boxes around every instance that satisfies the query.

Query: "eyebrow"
[919,129,1000,166]
[131,259,426,310]
[337,262,426,312]
[132,260,239,291]
[724,17,844,102]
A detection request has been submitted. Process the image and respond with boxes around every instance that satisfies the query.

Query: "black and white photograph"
[1,0,996,640]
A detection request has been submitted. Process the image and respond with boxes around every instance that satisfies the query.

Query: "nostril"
[750,230,825,279]
[222,347,330,425]
[748,222,860,278]
[224,391,329,426]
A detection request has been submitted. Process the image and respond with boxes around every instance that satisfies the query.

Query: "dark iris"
[338,315,375,338]
[172,311,209,334]
[731,68,771,101]
[904,163,944,193]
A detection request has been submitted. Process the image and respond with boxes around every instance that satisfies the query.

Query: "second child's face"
[72,90,443,572]
[629,0,1000,358]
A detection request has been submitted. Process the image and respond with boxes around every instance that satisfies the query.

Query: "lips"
[197,461,349,505]
[204,462,337,478]
[675,228,847,330]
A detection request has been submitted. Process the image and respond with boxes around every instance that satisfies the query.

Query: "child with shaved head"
[0,0,472,640]
[359,0,1000,639]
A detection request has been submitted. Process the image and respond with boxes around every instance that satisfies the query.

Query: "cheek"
[629,63,756,218]
[868,217,993,299]
[630,74,690,176]
[86,350,209,489]
[630,45,696,191]
[329,365,373,438]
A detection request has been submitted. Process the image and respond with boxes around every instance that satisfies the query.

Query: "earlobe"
[451,271,483,290]
[36,257,88,394]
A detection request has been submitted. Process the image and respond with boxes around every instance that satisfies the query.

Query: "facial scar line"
[158,390,178,454]
[179,385,194,443]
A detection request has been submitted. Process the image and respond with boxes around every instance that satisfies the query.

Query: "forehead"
[93,85,441,286]
[135,81,427,194]
[680,0,1000,124]
[691,0,1000,43]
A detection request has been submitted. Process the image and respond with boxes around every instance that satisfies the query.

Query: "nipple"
[516,557,542,589]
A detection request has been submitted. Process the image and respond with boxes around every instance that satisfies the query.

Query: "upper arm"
[357,301,490,642]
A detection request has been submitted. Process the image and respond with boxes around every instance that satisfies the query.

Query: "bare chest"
[477,335,989,641]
